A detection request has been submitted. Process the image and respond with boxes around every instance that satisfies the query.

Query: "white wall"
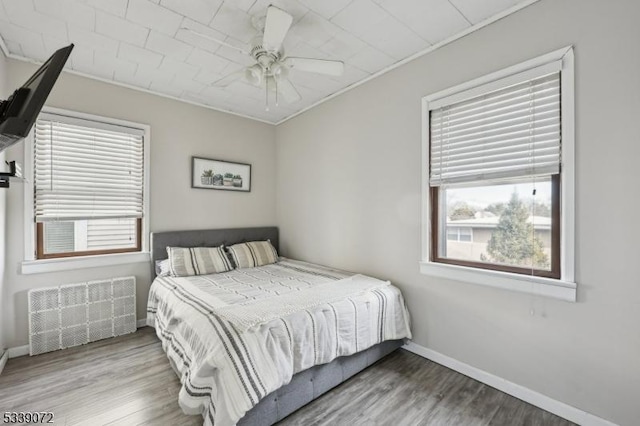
[276,1,640,425]
[0,49,8,354]
[3,59,277,349]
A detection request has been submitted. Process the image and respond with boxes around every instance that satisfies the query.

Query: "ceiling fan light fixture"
[270,63,289,81]
[245,64,263,86]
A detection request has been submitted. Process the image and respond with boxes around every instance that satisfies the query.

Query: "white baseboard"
[8,345,29,358]
[0,350,8,375]
[137,318,147,328]
[403,341,617,426]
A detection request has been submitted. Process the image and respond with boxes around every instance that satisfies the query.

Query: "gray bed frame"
[150,226,403,425]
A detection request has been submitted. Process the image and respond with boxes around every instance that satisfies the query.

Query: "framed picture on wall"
[191,156,251,192]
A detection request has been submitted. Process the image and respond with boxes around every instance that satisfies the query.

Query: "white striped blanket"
[147,258,412,426]
[214,274,391,332]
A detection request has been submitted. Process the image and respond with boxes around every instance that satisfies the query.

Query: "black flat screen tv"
[0,44,74,153]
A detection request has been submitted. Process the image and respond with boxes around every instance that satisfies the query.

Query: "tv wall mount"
[0,161,22,188]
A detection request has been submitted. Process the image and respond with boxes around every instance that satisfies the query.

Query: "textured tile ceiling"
[0,0,532,123]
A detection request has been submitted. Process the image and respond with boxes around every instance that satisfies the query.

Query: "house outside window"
[420,47,576,301]
[446,212,550,265]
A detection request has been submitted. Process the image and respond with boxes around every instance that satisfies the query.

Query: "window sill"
[21,251,151,275]
[419,261,576,302]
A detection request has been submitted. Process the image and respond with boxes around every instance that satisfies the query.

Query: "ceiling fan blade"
[262,5,293,51]
[212,70,245,87]
[277,78,301,103]
[283,57,344,76]
[180,28,249,54]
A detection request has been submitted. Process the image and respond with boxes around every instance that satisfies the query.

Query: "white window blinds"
[430,71,561,186]
[34,114,144,222]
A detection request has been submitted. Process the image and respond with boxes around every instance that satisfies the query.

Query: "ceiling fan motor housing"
[250,36,284,69]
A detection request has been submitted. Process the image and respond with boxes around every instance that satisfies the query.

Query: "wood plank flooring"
[0,327,574,426]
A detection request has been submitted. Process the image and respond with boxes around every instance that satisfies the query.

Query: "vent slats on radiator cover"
[28,276,136,355]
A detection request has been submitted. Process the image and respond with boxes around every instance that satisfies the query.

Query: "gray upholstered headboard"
[150,226,279,278]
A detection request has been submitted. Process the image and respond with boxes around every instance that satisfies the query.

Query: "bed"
[147,227,412,426]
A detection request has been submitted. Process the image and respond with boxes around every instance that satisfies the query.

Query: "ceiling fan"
[183,5,345,110]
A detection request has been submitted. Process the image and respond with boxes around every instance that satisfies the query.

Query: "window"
[33,112,146,259]
[421,47,575,300]
[447,227,472,242]
[434,177,558,277]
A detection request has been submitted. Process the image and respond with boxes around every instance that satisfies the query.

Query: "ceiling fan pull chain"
[264,68,270,111]
[275,77,279,107]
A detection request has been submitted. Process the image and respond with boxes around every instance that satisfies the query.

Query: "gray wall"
[0,49,7,354]
[3,59,276,349]
[2,1,638,424]
[276,1,639,424]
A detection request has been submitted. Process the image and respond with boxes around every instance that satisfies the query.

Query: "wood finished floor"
[0,327,574,426]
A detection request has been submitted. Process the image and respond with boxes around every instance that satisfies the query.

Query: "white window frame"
[420,47,576,302]
[21,107,151,275]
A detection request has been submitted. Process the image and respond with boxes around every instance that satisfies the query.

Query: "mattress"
[147,258,412,426]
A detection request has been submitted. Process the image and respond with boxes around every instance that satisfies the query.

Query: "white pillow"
[166,246,233,277]
[227,240,278,269]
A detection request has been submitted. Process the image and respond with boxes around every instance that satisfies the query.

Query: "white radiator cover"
[28,276,136,355]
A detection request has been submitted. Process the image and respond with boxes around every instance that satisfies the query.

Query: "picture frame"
[191,156,251,192]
